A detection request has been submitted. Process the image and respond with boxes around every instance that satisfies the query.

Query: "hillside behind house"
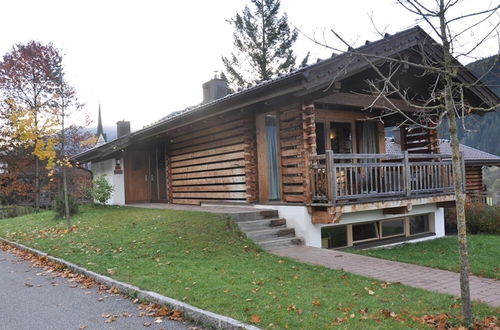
[439,56,500,156]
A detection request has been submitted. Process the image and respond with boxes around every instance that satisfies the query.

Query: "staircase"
[230,209,303,251]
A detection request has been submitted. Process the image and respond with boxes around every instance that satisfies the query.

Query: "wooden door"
[124,150,150,203]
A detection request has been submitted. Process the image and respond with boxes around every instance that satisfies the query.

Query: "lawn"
[0,206,498,329]
[350,235,500,280]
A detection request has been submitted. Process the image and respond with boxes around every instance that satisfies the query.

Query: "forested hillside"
[439,56,500,156]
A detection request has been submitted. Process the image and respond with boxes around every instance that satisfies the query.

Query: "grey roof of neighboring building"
[385,138,500,165]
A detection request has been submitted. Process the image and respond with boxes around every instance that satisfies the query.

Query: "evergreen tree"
[222,0,298,88]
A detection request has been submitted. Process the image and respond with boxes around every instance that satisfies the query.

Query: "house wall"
[255,203,445,248]
[167,110,257,204]
[91,157,125,205]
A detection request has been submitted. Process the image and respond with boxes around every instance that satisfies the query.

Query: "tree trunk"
[438,0,472,325]
[34,156,40,212]
[61,107,71,231]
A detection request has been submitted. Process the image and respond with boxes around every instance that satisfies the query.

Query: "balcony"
[310,151,461,206]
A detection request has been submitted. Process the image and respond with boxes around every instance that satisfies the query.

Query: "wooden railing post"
[325,150,336,205]
[403,151,411,197]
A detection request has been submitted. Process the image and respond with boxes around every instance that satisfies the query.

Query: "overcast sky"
[0,0,497,132]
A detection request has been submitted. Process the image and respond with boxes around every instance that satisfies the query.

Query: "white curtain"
[266,115,280,200]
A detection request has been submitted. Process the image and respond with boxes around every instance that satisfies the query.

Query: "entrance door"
[124,150,150,203]
[149,145,167,202]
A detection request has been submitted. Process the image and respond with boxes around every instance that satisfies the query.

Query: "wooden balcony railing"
[310,151,462,205]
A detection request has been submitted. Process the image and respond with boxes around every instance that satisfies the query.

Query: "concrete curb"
[0,237,260,330]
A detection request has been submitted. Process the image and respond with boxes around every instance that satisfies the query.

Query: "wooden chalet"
[74,26,499,249]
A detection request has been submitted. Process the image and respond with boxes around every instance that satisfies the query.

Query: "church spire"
[96,103,107,145]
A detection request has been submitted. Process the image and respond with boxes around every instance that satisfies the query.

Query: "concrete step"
[246,228,295,242]
[236,218,286,231]
[230,209,279,222]
[259,237,304,251]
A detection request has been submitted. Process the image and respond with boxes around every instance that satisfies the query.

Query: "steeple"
[95,103,107,145]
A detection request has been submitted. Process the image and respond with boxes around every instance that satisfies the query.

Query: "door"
[149,145,167,202]
[124,150,150,203]
[256,112,281,202]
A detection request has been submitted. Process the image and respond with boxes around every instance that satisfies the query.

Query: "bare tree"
[308,0,499,326]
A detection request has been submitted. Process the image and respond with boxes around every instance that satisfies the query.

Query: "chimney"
[202,72,229,104]
[116,120,131,139]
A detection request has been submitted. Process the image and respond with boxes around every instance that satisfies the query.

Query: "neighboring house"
[386,137,500,203]
[74,26,499,249]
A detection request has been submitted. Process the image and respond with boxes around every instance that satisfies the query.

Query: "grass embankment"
[0,206,498,328]
[350,235,500,280]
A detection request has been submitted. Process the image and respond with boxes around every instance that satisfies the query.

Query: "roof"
[74,25,500,163]
[385,138,500,165]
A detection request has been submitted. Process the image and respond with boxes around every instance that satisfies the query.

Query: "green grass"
[350,235,500,280]
[0,206,498,329]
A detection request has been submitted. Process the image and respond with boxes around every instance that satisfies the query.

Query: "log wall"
[465,165,483,194]
[278,104,309,203]
[168,111,257,204]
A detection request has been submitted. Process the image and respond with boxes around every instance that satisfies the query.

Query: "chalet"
[74,26,499,249]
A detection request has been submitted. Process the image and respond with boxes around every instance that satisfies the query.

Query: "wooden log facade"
[278,104,309,203]
[465,165,483,195]
[168,111,257,205]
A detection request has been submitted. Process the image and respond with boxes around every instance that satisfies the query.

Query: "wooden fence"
[310,151,460,204]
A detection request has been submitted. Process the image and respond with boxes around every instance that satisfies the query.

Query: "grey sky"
[0,0,497,131]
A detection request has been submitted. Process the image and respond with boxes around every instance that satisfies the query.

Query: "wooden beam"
[316,92,420,113]
[383,204,412,214]
[436,200,456,208]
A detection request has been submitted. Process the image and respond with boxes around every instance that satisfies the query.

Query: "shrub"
[91,175,114,205]
[53,194,79,218]
[445,202,500,235]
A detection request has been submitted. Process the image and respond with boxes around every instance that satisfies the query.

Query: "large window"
[265,114,280,201]
[321,226,347,249]
[380,219,405,238]
[352,223,379,242]
[409,214,430,235]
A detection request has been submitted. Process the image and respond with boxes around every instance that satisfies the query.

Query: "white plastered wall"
[254,203,445,248]
[90,157,125,205]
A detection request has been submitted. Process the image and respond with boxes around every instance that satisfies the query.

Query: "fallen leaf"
[104,315,117,323]
[156,308,169,317]
[143,322,151,327]
[24,283,33,287]
[107,268,116,275]
[250,314,261,324]
[311,299,321,307]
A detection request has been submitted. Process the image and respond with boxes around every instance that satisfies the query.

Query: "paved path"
[273,246,500,308]
[0,248,192,330]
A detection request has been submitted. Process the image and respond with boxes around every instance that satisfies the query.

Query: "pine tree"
[222,0,298,88]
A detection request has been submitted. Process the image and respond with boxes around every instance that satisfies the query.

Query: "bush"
[53,194,79,218]
[91,175,114,205]
[445,202,500,235]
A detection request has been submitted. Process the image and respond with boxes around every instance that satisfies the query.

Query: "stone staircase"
[230,209,303,251]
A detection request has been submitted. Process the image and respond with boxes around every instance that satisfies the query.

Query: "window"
[409,214,430,235]
[321,226,348,249]
[265,114,280,200]
[315,122,325,155]
[330,122,352,154]
[352,223,379,242]
[380,219,405,238]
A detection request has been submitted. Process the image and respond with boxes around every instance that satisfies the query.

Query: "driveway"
[0,248,193,330]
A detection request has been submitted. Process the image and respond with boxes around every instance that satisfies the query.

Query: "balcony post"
[403,150,411,197]
[325,150,336,205]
